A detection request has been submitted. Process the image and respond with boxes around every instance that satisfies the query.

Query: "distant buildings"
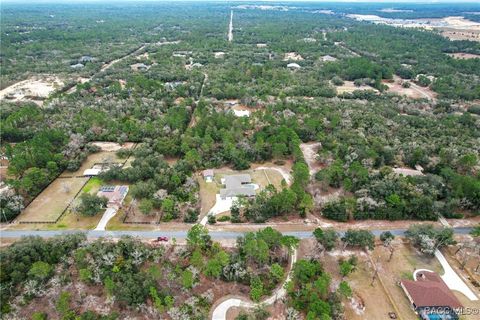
[220,174,256,199]
[79,55,94,63]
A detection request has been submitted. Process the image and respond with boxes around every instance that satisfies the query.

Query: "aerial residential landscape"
[0,1,479,319]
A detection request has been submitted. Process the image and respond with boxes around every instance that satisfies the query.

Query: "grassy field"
[17,177,89,223]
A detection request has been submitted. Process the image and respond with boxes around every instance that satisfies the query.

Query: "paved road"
[0,227,473,240]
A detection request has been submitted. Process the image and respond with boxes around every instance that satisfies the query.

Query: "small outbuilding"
[203,169,214,183]
[287,63,301,70]
[233,109,250,117]
[83,168,102,177]
[71,63,85,69]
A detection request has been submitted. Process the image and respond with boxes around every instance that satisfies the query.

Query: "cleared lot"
[60,151,125,177]
[17,177,89,223]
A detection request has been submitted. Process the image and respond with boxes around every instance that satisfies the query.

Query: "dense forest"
[0,228,305,319]
[1,2,479,223]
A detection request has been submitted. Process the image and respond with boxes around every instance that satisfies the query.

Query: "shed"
[83,168,101,176]
[202,169,214,182]
[71,63,85,69]
[287,63,301,69]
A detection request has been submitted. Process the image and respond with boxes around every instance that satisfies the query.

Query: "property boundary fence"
[14,142,138,224]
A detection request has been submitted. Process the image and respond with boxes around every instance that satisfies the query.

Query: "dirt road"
[299,142,322,176]
[228,10,233,42]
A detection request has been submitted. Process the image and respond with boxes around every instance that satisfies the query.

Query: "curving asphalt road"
[0,227,473,240]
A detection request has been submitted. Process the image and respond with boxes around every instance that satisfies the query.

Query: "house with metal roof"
[97,185,129,208]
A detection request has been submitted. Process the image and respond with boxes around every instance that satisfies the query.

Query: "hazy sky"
[2,0,480,3]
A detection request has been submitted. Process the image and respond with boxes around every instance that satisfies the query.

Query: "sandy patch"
[383,76,436,100]
[446,52,480,59]
[0,76,64,104]
[300,142,322,176]
[393,167,424,177]
[347,14,480,42]
[283,52,304,61]
[90,142,135,152]
[335,81,377,94]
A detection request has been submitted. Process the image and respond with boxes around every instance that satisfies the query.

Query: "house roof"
[287,63,301,69]
[220,187,256,198]
[203,169,214,177]
[401,271,462,309]
[83,168,101,176]
[97,185,129,207]
[225,174,251,188]
[220,174,255,198]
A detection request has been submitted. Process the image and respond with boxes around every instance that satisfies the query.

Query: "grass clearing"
[335,81,377,94]
[82,177,103,193]
[17,177,89,223]
[60,151,125,177]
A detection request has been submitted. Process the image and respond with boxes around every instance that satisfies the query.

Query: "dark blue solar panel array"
[100,186,115,192]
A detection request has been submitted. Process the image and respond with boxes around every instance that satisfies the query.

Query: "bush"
[183,208,199,223]
[217,215,230,222]
[77,193,108,216]
[139,198,153,215]
[331,76,344,86]
[207,214,216,224]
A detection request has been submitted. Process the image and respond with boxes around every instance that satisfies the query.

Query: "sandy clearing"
[336,81,377,94]
[90,141,135,152]
[446,52,480,59]
[347,14,480,42]
[299,142,322,176]
[393,167,424,177]
[254,166,292,185]
[383,75,436,100]
[283,52,304,61]
[0,76,64,104]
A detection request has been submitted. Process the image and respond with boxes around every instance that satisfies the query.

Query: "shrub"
[217,215,230,222]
